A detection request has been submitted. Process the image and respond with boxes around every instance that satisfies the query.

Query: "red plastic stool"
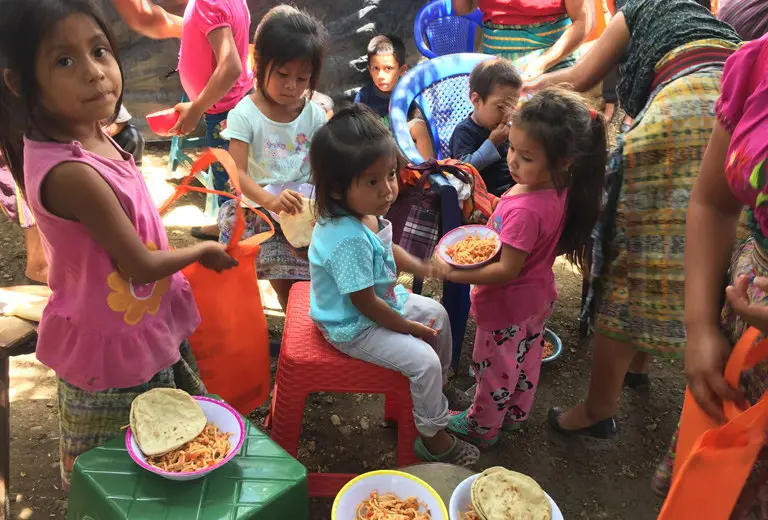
[269,282,419,497]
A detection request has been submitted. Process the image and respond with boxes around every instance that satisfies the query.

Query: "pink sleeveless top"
[23,138,201,391]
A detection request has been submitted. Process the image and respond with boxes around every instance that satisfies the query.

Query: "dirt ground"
[0,141,685,520]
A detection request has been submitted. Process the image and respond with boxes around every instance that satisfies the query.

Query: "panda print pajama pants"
[467,304,553,434]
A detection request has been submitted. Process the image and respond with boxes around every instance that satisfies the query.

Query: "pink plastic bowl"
[436,225,502,269]
[146,108,179,136]
[125,396,245,481]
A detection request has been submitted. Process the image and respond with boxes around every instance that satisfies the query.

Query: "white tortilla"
[130,388,207,456]
[280,197,316,248]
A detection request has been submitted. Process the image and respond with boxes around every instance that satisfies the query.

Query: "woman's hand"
[521,59,547,82]
[198,242,238,272]
[265,189,304,215]
[685,324,743,424]
[726,275,768,334]
[169,101,203,136]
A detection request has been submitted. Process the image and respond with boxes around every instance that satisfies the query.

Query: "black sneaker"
[547,407,617,439]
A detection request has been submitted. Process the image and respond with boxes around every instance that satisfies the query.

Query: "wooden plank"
[0,318,36,352]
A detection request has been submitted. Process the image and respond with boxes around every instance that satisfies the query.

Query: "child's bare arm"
[111,0,183,40]
[349,287,436,339]
[392,245,450,280]
[171,27,242,135]
[42,162,236,283]
[228,139,303,214]
[452,0,479,16]
[446,244,527,285]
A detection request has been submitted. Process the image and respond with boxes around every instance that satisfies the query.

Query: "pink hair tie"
[589,108,598,120]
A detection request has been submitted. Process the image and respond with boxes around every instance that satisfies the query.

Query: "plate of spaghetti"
[332,470,448,519]
[437,226,501,269]
[125,396,245,481]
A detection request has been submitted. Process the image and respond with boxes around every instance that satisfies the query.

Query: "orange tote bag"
[159,148,274,415]
[658,327,768,520]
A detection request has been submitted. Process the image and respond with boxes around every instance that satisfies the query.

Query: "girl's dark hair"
[0,0,122,190]
[310,104,400,219]
[511,87,606,271]
[253,5,327,101]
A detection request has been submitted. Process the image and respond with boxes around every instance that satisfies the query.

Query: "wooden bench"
[0,287,44,520]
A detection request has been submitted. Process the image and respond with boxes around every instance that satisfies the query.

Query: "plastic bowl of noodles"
[125,394,245,481]
[449,470,564,520]
[437,225,501,269]
[333,470,448,519]
[542,328,563,364]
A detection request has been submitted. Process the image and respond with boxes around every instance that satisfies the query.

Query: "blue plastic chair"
[390,52,493,371]
[414,0,483,59]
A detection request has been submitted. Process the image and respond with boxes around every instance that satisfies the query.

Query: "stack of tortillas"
[130,388,207,456]
[470,467,551,520]
[280,196,316,249]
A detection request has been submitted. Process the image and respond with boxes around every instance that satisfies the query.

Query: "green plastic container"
[68,416,308,520]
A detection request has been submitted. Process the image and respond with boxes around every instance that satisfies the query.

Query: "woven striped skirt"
[594,67,724,357]
[481,15,578,71]
[57,341,206,488]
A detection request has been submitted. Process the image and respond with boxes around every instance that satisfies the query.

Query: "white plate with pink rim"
[264,182,315,223]
[449,473,564,520]
[436,225,502,269]
[125,395,245,481]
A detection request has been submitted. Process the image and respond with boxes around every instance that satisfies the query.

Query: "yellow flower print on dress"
[106,241,169,325]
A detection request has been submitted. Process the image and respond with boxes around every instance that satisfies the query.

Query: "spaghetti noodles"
[542,340,555,358]
[146,423,232,473]
[445,232,498,265]
[355,491,432,519]
[462,505,480,520]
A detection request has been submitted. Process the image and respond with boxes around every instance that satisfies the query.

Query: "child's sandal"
[413,435,480,468]
[446,409,499,448]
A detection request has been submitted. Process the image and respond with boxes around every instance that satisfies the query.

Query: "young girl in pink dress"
[445,88,607,447]
[0,0,237,488]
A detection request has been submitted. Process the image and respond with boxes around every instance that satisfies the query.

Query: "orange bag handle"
[157,148,275,253]
[721,327,768,419]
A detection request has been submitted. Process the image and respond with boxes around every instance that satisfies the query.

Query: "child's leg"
[269,279,294,310]
[408,119,435,160]
[504,305,553,427]
[448,323,526,446]
[333,297,478,466]
[403,294,452,384]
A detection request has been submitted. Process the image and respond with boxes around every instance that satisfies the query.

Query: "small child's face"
[506,125,553,188]
[265,59,313,106]
[368,54,406,94]
[471,85,521,130]
[33,13,121,127]
[345,154,399,217]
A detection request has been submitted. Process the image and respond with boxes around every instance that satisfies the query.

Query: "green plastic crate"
[68,418,308,520]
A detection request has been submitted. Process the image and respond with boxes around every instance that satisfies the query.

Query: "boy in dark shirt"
[449,59,522,196]
[355,35,434,160]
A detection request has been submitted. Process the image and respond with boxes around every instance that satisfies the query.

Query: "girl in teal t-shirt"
[308,105,480,467]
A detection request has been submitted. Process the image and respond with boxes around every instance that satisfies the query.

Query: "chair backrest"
[414,0,483,59]
[390,53,493,164]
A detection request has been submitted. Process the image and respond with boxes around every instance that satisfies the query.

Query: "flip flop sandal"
[447,409,499,448]
[413,434,480,468]
[190,226,220,241]
[502,419,524,432]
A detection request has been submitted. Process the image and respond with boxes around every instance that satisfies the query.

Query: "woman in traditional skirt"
[653,36,768,513]
[525,0,741,438]
[452,0,595,80]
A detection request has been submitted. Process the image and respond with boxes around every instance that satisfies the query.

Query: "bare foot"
[421,429,454,455]
[555,403,601,430]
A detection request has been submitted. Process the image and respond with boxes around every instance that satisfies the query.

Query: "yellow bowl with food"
[437,226,501,269]
[449,470,564,520]
[125,390,244,481]
[332,470,448,520]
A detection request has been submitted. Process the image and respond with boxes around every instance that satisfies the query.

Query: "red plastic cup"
[146,108,179,136]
